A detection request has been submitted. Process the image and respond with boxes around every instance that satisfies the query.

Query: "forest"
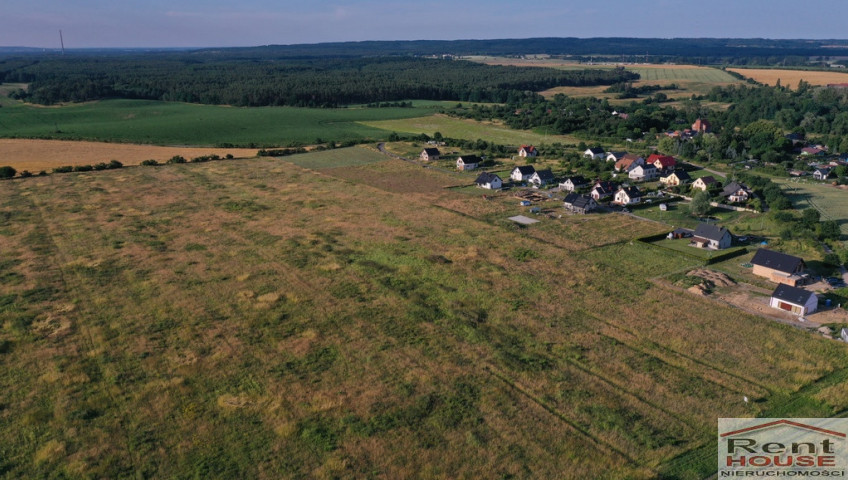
[0,56,637,107]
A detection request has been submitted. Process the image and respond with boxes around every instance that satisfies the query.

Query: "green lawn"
[779,178,848,235]
[0,98,432,146]
[360,114,580,146]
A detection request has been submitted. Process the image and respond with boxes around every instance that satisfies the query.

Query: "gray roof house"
[692,223,732,250]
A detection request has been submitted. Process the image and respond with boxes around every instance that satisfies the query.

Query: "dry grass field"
[2,147,847,478]
[728,68,848,87]
[0,139,258,172]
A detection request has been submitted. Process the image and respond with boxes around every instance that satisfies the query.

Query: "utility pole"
[59,30,65,55]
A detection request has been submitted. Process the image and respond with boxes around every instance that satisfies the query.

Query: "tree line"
[3,56,638,107]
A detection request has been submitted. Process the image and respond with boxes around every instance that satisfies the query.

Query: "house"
[801,146,826,156]
[659,169,691,186]
[456,155,482,171]
[530,169,555,188]
[511,165,536,182]
[590,181,619,200]
[628,164,659,181]
[518,145,537,157]
[584,147,605,160]
[420,148,441,161]
[613,186,642,205]
[563,193,597,214]
[721,181,752,203]
[750,249,807,286]
[606,151,627,163]
[614,154,644,172]
[559,176,589,192]
[692,223,732,250]
[770,284,818,316]
[647,154,677,172]
[692,176,718,191]
[692,118,712,134]
[475,172,503,190]
[813,167,833,181]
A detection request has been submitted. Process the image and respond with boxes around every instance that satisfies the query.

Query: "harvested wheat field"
[728,68,848,87]
[0,139,258,172]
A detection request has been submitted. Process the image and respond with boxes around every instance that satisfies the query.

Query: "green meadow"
[0,98,432,146]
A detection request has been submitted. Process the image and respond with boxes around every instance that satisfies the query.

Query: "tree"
[0,166,16,179]
[819,220,842,241]
[801,208,821,228]
[689,190,712,217]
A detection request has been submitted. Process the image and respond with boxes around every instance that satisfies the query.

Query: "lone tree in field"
[0,166,16,179]
[689,190,712,217]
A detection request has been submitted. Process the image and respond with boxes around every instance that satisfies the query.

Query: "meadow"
[360,114,580,146]
[0,97,431,146]
[727,68,848,87]
[779,178,848,234]
[2,147,847,478]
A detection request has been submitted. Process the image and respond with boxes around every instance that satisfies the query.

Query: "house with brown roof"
[614,154,644,172]
[518,145,537,157]
[692,118,712,134]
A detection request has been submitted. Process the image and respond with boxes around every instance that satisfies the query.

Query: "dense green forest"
[4,38,839,64]
[1,56,637,107]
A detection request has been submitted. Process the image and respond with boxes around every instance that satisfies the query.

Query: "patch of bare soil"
[687,268,736,288]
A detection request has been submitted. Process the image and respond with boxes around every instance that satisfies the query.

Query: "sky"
[3,0,848,49]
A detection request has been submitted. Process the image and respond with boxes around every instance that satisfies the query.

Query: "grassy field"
[728,68,848,87]
[360,114,580,146]
[0,97,431,146]
[2,148,848,478]
[779,178,848,235]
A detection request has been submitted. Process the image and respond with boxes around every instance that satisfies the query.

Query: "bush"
[107,160,123,169]
[93,162,109,171]
[19,170,33,178]
[52,166,73,173]
[225,154,234,159]
[0,166,17,179]
[167,155,186,164]
[140,159,159,166]
[73,165,93,172]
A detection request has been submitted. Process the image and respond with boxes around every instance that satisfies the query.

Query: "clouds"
[1,0,847,48]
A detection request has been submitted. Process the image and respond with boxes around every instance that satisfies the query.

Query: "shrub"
[107,160,123,169]
[225,154,234,159]
[167,155,186,164]
[52,165,73,173]
[0,166,17,179]
[19,170,33,178]
[73,165,93,172]
[140,159,159,166]
[93,162,109,171]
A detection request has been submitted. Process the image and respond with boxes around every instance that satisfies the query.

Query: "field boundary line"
[484,365,646,469]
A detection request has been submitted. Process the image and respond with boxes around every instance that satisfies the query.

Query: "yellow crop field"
[0,139,258,172]
[728,68,848,87]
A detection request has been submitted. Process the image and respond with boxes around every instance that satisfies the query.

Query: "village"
[413,118,848,339]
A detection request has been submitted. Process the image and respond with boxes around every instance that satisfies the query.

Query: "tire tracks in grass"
[22,185,143,473]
